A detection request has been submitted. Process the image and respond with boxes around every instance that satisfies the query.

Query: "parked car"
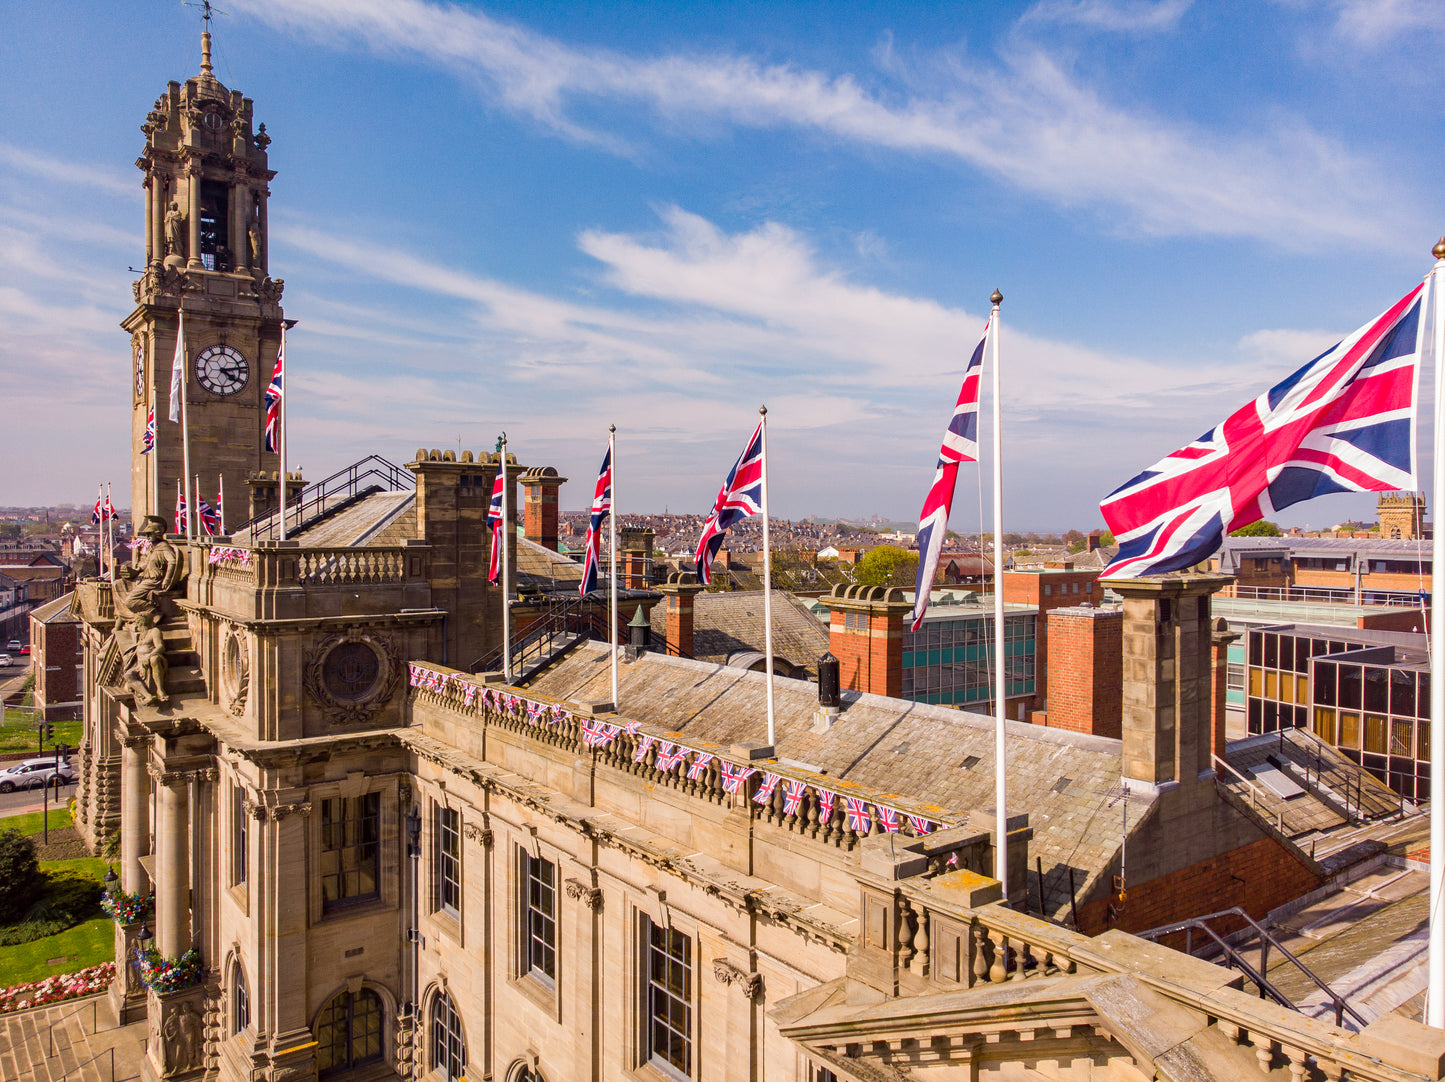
[0,758,76,793]
[18,646,29,656]
[0,654,11,667]
[5,639,19,651]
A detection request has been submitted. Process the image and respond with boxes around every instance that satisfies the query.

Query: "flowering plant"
[135,946,202,995]
[0,963,115,1014]
[100,888,152,924]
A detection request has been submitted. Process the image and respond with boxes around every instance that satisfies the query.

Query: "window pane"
[1339,666,1362,710]
[1364,714,1388,754]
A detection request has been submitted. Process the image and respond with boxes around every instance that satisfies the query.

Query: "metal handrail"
[231,455,414,540]
[1138,906,1368,1029]
[1278,726,1407,820]
[1212,754,1285,832]
[470,592,604,675]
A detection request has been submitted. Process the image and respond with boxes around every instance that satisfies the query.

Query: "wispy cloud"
[0,142,139,200]
[229,0,1407,250]
[1332,0,1445,45]
[1020,0,1193,34]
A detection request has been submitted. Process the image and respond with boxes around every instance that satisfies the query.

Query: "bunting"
[782,779,807,815]
[844,796,872,834]
[633,735,656,763]
[719,762,756,794]
[685,753,714,780]
[753,772,783,805]
[656,743,688,771]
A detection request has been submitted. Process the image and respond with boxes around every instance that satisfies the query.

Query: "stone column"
[186,164,202,270]
[151,176,166,268]
[143,177,155,265]
[232,181,248,273]
[258,185,269,275]
[257,798,317,1080]
[563,875,602,1082]
[154,770,190,958]
[1211,619,1241,779]
[121,736,151,895]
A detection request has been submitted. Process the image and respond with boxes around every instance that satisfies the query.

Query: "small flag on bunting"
[782,779,807,815]
[815,789,836,825]
[656,743,688,771]
[908,815,934,836]
[719,762,756,794]
[844,796,872,834]
[754,772,783,805]
[633,735,656,763]
[878,806,901,834]
[685,753,714,781]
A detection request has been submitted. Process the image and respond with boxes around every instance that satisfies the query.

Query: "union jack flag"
[487,463,505,586]
[655,743,688,771]
[844,796,872,834]
[526,701,548,726]
[91,490,103,525]
[908,814,934,836]
[815,789,836,825]
[685,753,714,781]
[782,779,807,815]
[197,497,219,536]
[141,407,155,455]
[694,421,764,586]
[753,772,783,805]
[583,721,619,747]
[877,806,901,834]
[947,851,959,868]
[1101,283,1427,579]
[463,683,478,706]
[580,444,612,597]
[174,490,187,535]
[719,762,756,794]
[624,720,641,735]
[912,319,988,630]
[408,664,421,687]
[263,331,284,454]
[633,735,656,763]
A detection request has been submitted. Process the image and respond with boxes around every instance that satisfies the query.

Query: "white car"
[0,654,11,666]
[0,758,76,793]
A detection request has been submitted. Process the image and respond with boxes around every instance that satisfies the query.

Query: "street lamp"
[136,923,153,953]
[103,867,118,894]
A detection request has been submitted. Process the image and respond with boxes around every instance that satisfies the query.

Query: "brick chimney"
[1108,574,1232,791]
[820,584,912,698]
[1087,529,1101,552]
[619,527,655,589]
[1045,605,1122,737]
[656,571,704,658]
[520,466,567,552]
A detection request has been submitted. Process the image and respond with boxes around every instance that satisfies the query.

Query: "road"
[0,783,72,818]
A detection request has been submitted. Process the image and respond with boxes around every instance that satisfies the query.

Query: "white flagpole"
[760,405,776,748]
[218,474,225,535]
[988,288,1009,903]
[151,409,159,524]
[278,325,288,542]
[105,483,115,582]
[95,484,104,577]
[609,424,619,709]
[501,435,512,683]
[1428,238,1445,1028]
[179,328,192,544]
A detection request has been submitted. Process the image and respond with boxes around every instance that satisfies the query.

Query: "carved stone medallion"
[220,626,249,717]
[303,629,401,724]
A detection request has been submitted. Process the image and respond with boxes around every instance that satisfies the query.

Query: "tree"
[853,545,919,589]
[0,829,42,923]
[1230,521,1282,537]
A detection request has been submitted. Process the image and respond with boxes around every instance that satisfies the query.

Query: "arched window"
[430,991,466,1082]
[315,988,384,1077]
[231,961,250,1035]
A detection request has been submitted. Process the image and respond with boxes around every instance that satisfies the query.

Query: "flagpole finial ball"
[991,288,1003,306]
[1434,237,1445,261]
[759,404,768,416]
[609,424,616,433]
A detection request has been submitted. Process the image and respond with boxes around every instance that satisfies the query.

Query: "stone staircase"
[0,994,146,1081]
[157,612,205,703]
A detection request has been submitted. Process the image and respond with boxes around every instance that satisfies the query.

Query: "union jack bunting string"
[462,684,478,707]
[815,789,837,825]
[782,779,807,815]
[129,538,153,555]
[877,806,901,834]
[754,772,783,805]
[685,753,714,781]
[408,665,421,687]
[553,709,572,726]
[719,762,756,794]
[947,852,959,868]
[656,743,688,771]
[206,546,251,567]
[624,721,641,736]
[844,796,872,834]
[908,815,934,836]
[583,722,620,748]
[633,735,656,763]
[526,701,547,725]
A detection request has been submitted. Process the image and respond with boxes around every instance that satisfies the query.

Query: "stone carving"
[303,629,401,725]
[462,823,494,848]
[162,1001,203,1074]
[135,263,184,302]
[564,879,603,911]
[258,277,284,303]
[112,516,185,626]
[124,612,169,705]
[248,217,263,267]
[221,627,249,717]
[164,202,185,259]
[711,958,764,1001]
[253,122,270,150]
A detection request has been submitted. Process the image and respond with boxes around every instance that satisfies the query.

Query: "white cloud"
[229,0,1408,250]
[1020,0,1193,34]
[0,142,139,200]
[1333,0,1445,45]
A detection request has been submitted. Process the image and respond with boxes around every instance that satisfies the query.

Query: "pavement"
[0,993,147,1081]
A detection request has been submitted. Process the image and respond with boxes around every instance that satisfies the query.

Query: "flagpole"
[151,409,159,523]
[1428,238,1445,1028]
[278,325,288,542]
[760,405,776,749]
[609,424,619,709]
[500,434,512,683]
[988,288,1009,904]
[105,483,115,582]
[218,474,225,535]
[95,484,104,577]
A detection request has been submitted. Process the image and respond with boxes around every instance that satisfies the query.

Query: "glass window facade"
[431,991,467,1082]
[320,794,381,910]
[644,918,693,1079]
[315,989,383,1077]
[436,805,460,918]
[901,612,1035,706]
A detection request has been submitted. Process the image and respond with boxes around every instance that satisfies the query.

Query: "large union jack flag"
[263,330,284,454]
[580,444,612,597]
[141,407,155,455]
[911,318,988,630]
[694,421,763,586]
[487,464,505,585]
[197,496,219,536]
[1101,283,1427,579]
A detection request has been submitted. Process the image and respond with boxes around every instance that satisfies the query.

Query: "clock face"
[133,340,145,399]
[195,344,249,397]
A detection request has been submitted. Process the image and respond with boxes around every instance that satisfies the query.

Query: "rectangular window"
[644,917,693,1079]
[1340,711,1360,749]
[1363,714,1388,754]
[1313,707,1336,744]
[522,852,556,983]
[232,785,247,885]
[436,805,460,919]
[320,794,381,910]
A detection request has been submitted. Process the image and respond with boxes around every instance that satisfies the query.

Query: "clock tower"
[124,29,284,529]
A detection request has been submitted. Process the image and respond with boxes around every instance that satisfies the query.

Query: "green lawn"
[0,807,75,837]
[0,715,82,756]
[0,855,115,987]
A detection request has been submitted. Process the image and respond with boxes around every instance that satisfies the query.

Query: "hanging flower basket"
[100,889,153,925]
[134,946,203,995]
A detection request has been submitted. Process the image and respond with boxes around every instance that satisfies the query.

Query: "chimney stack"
[1045,605,1122,737]
[520,466,567,552]
[656,571,703,658]
[820,584,912,698]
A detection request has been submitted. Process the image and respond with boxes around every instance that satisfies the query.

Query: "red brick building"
[29,592,82,721]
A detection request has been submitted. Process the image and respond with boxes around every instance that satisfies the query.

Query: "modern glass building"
[901,609,1036,709]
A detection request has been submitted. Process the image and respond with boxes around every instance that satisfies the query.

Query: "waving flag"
[719,762,756,794]
[487,466,505,585]
[264,331,284,454]
[1102,284,1426,579]
[174,490,188,535]
[782,779,807,815]
[168,312,185,423]
[911,319,989,630]
[694,422,764,586]
[91,488,104,525]
[197,497,219,536]
[753,772,783,805]
[141,408,155,455]
[580,444,612,597]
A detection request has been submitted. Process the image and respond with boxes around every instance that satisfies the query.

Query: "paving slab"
[0,992,147,1081]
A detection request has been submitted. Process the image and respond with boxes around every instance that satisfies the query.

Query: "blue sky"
[2,0,1443,531]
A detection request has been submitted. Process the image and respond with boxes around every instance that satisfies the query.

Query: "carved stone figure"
[164,202,185,259]
[125,612,169,705]
[248,217,263,267]
[112,516,184,626]
[162,1002,203,1073]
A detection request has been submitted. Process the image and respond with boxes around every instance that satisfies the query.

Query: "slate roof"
[231,489,419,547]
[525,640,1140,920]
[649,589,831,675]
[30,592,78,625]
[517,537,583,588]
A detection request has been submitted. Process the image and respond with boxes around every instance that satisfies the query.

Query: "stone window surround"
[306,776,402,927]
[433,800,462,924]
[640,910,695,1082]
[504,827,564,1020]
[618,893,700,1082]
[428,986,468,1082]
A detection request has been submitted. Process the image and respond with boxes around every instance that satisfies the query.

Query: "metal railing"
[231,455,414,541]
[1212,754,1286,832]
[1138,906,1368,1030]
[1276,726,1407,821]
[1223,583,1426,608]
[470,592,607,675]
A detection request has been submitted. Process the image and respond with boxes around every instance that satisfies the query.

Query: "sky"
[2,0,1444,532]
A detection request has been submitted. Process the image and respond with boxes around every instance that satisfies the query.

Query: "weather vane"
[183,0,228,34]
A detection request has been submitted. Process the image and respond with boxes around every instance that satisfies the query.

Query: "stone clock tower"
[124,31,284,529]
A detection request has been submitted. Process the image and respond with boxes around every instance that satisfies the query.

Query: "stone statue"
[162,1003,202,1072]
[165,202,185,259]
[125,612,169,706]
[248,217,263,268]
[112,516,184,626]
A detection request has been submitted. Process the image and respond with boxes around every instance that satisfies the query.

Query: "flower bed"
[135,946,202,994]
[0,962,114,1013]
[100,888,152,925]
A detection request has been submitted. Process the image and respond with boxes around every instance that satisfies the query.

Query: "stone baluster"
[912,907,929,976]
[1283,1045,1308,1082]
[1252,1035,1274,1075]
[971,924,991,986]
[897,900,916,970]
[989,933,1009,984]
[1012,938,1030,980]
